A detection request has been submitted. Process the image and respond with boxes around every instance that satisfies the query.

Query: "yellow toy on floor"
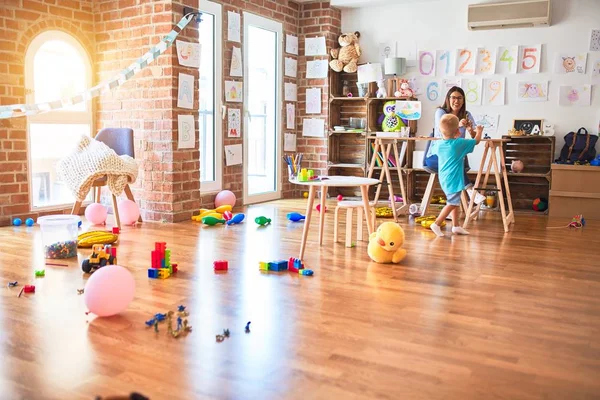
[367,222,407,264]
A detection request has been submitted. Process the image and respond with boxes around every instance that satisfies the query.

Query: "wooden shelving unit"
[327,71,418,199]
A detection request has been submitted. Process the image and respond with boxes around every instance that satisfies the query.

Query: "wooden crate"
[502,135,555,175]
[550,164,600,219]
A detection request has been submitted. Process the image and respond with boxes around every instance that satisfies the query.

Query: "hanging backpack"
[557,127,598,164]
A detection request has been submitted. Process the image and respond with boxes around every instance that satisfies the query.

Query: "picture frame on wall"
[513,119,543,135]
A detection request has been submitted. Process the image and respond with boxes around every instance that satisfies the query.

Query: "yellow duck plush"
[367,222,407,264]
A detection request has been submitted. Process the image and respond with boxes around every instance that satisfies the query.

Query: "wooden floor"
[1,199,599,400]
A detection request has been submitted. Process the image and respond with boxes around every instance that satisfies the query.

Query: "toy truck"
[81,244,117,273]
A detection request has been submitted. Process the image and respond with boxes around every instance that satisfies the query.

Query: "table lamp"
[384,57,406,97]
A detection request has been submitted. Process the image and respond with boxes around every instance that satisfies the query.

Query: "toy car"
[82,244,116,273]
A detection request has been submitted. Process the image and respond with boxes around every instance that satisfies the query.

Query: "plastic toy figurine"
[255,216,271,226]
[145,318,156,327]
[155,313,167,322]
[178,305,186,312]
[286,212,305,222]
[167,312,174,335]
[18,285,36,297]
[7,281,18,288]
[223,329,230,337]
[177,316,183,331]
[154,320,159,333]
[226,213,245,225]
[299,269,314,276]
[35,270,45,277]
[245,321,251,333]
[82,243,117,273]
[77,288,84,295]
[202,216,226,226]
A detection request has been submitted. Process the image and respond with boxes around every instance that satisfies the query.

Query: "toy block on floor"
[268,260,288,271]
[214,260,228,271]
[148,241,178,279]
[259,261,269,271]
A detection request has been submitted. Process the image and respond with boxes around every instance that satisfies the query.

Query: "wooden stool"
[334,201,376,248]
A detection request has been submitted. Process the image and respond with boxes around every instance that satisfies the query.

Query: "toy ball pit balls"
[303,192,309,198]
[532,198,548,212]
[118,200,140,225]
[84,265,135,317]
[13,218,22,226]
[214,190,236,208]
[337,194,343,201]
[85,203,108,225]
[511,160,524,173]
[25,218,35,226]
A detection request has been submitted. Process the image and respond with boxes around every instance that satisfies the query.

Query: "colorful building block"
[299,269,314,276]
[288,257,304,272]
[214,260,228,271]
[259,261,269,271]
[268,260,288,271]
[148,269,159,278]
[158,269,170,279]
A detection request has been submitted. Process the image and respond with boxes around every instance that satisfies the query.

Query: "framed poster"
[513,119,543,135]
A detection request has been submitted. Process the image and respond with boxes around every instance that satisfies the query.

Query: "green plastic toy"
[202,216,226,226]
[35,270,45,277]
[255,216,272,226]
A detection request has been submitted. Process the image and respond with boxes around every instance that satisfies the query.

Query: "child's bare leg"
[431,205,457,237]
[450,208,470,235]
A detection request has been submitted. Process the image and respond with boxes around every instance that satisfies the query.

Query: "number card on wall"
[418,50,436,76]
[426,81,440,102]
[518,45,542,73]
[436,50,455,76]
[461,78,482,106]
[476,48,496,75]
[483,78,505,106]
[496,46,518,74]
[456,48,476,75]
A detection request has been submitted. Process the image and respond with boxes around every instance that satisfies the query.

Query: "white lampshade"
[384,57,406,76]
[357,63,383,84]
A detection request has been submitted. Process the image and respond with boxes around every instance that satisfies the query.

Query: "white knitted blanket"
[56,135,139,201]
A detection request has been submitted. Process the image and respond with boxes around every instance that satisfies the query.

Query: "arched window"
[25,30,93,209]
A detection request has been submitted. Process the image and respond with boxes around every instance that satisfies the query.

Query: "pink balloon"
[118,199,140,225]
[214,190,236,208]
[84,265,135,317]
[85,203,107,225]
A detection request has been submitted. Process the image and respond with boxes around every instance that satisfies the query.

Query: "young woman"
[424,86,484,203]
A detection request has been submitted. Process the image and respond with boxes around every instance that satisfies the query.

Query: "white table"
[290,176,380,260]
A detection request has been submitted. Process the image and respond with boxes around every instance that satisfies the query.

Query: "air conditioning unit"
[468,0,551,31]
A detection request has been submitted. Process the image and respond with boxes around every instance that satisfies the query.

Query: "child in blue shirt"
[430,114,483,237]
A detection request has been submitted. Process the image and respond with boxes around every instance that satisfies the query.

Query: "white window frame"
[24,30,93,211]
[242,12,283,205]
[199,0,223,193]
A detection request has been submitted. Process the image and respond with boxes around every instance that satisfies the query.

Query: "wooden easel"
[463,139,514,232]
[367,137,409,220]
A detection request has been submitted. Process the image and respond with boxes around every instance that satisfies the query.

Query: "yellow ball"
[303,192,308,198]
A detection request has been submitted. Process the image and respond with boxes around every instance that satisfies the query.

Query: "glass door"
[243,12,282,204]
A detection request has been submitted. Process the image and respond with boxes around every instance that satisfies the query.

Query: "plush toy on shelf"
[329,31,361,73]
[367,222,407,264]
[376,80,387,98]
[381,101,405,132]
[395,79,414,98]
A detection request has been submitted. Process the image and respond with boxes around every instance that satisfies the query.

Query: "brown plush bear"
[329,31,361,73]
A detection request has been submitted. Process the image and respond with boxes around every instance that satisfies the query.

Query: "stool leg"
[334,207,340,243]
[420,173,436,216]
[111,194,121,229]
[345,208,353,248]
[357,207,364,241]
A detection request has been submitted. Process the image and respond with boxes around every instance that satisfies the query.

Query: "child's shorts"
[446,191,461,206]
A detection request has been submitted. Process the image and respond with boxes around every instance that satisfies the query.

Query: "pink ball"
[223,211,233,221]
[118,199,140,225]
[215,190,236,208]
[84,265,135,317]
[337,194,343,201]
[85,203,107,225]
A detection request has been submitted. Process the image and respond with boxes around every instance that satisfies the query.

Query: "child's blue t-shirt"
[437,138,476,194]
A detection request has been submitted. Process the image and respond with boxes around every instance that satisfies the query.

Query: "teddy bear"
[329,31,361,73]
[395,79,414,98]
[367,222,407,264]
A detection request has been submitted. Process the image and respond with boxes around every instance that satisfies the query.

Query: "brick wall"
[295,2,341,199]
[0,0,95,226]
[0,0,340,225]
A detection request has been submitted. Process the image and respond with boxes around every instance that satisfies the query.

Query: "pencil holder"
[288,165,297,180]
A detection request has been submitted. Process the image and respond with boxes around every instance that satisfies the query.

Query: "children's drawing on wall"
[379,42,395,63]
[302,118,325,137]
[286,103,295,129]
[483,78,505,106]
[306,60,328,79]
[284,82,297,102]
[284,133,297,152]
[592,57,600,78]
[395,101,421,120]
[177,114,195,149]
[554,53,587,74]
[517,81,548,102]
[227,11,241,43]
[176,40,200,68]
[177,73,194,109]
[230,47,243,77]
[284,57,297,78]
[286,34,298,55]
[228,108,241,138]
[472,113,499,137]
[590,29,600,51]
[306,88,321,114]
[305,36,327,56]
[225,81,242,103]
[559,85,591,106]
[225,144,242,166]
